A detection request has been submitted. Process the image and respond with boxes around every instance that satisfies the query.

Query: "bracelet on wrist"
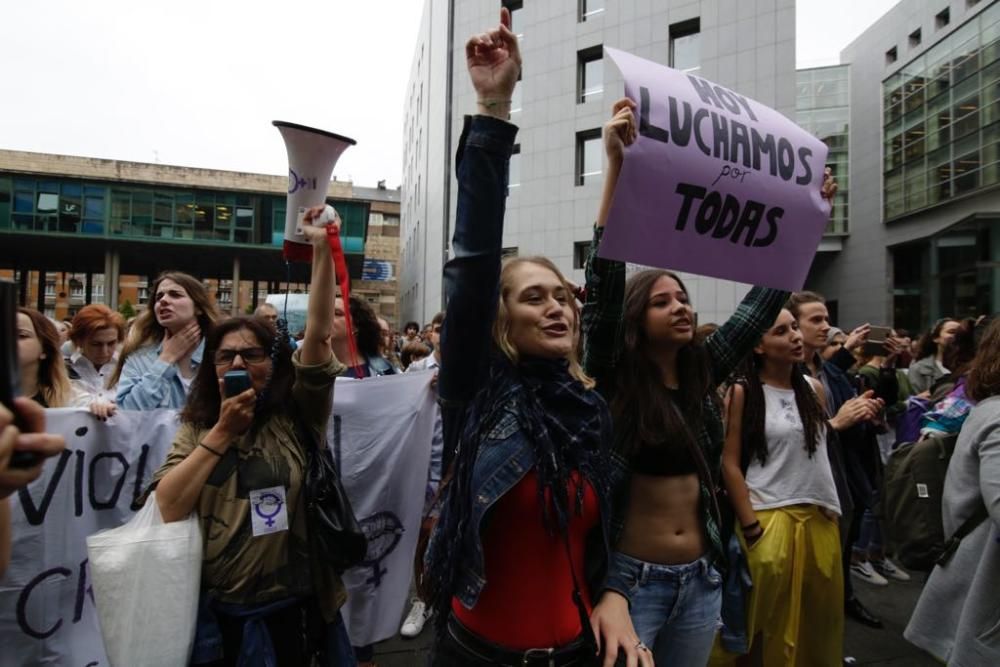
[741,520,761,532]
[477,97,512,110]
[199,442,225,458]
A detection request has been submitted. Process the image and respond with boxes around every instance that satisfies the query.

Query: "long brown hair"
[740,348,828,469]
[109,272,220,387]
[18,307,72,407]
[493,256,594,388]
[611,269,714,458]
[916,318,957,360]
[967,317,1000,402]
[180,317,295,428]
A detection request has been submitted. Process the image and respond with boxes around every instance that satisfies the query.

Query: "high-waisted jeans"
[605,552,722,667]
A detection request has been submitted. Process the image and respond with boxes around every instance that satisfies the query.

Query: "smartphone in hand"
[862,325,894,357]
[223,370,252,398]
[0,280,39,469]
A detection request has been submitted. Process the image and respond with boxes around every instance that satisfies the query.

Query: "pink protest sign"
[600,47,831,291]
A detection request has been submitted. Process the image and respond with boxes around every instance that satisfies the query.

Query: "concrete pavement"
[371,572,939,666]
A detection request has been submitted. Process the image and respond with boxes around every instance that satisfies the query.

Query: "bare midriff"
[617,472,705,564]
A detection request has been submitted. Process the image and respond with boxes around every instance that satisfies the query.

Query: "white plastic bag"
[86,492,202,667]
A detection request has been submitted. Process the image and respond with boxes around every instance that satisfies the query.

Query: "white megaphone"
[273,120,356,262]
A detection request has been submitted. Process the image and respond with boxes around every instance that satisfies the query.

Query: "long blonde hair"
[492,256,594,389]
[108,272,220,387]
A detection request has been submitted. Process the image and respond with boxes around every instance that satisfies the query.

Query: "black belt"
[446,614,591,667]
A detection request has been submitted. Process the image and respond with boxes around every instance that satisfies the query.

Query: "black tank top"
[630,439,700,476]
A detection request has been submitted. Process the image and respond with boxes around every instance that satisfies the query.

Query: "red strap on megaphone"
[326,225,365,378]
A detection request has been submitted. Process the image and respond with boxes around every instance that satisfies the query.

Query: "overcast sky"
[1,0,899,189]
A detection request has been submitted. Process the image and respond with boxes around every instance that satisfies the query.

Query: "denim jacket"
[429,115,626,610]
[116,339,205,410]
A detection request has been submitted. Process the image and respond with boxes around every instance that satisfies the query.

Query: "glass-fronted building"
[0,150,401,319]
[892,215,1000,329]
[880,2,1000,332]
[883,3,1000,219]
[797,65,851,236]
[0,176,369,253]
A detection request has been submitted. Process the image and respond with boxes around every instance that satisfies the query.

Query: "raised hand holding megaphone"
[273,121,355,263]
[299,205,341,242]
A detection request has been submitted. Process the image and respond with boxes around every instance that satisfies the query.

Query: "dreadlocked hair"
[739,352,828,470]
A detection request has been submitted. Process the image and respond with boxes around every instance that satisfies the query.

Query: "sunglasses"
[213,347,268,366]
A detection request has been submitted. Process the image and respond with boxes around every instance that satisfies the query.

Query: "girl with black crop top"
[583,99,838,665]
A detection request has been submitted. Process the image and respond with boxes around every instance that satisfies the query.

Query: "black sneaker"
[845,596,883,629]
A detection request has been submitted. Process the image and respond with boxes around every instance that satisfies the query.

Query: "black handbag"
[295,416,368,573]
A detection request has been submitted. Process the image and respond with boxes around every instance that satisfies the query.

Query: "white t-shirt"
[178,373,195,394]
[744,382,841,515]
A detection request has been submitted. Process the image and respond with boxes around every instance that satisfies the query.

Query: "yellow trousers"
[711,505,843,667]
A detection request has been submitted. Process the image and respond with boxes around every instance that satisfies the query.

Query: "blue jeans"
[324,614,357,666]
[607,552,722,666]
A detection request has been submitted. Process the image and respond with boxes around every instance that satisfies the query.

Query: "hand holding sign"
[604,98,638,168]
[599,48,833,291]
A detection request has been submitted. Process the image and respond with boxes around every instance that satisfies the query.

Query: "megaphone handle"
[326,226,364,377]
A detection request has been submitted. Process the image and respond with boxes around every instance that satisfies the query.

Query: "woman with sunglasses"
[142,211,354,666]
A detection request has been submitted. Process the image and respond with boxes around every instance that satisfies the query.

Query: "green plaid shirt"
[582,225,789,566]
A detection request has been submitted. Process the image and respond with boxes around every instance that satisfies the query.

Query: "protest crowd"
[2,8,999,667]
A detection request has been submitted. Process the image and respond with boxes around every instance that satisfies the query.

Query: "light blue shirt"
[116,339,205,410]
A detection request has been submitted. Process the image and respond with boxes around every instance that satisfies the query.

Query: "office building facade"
[0,150,401,324]
[807,0,1000,332]
[401,0,803,326]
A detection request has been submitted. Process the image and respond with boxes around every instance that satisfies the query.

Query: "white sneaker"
[872,557,911,582]
[851,561,889,586]
[400,599,429,638]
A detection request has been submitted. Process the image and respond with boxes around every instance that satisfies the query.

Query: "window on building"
[578,45,603,103]
[576,129,603,185]
[669,19,700,73]
[909,28,922,48]
[936,7,950,29]
[573,241,591,269]
[886,46,898,65]
[579,0,604,22]
[510,144,521,189]
[502,247,519,258]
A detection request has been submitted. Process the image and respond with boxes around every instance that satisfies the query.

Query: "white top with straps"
[744,382,842,515]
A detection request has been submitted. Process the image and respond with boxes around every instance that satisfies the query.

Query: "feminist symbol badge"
[250,486,289,536]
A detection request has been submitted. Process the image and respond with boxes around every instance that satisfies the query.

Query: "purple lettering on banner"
[599,48,831,291]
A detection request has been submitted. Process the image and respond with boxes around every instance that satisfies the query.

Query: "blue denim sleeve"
[116,346,177,410]
[438,115,518,409]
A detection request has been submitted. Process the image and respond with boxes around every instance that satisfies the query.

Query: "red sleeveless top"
[452,470,600,649]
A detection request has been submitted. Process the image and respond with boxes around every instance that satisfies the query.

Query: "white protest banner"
[600,47,831,291]
[337,371,436,646]
[0,408,178,667]
[0,373,435,665]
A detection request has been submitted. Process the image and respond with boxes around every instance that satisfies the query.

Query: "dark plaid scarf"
[426,354,613,634]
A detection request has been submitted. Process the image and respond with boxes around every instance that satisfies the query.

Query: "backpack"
[883,432,988,571]
[895,395,931,446]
